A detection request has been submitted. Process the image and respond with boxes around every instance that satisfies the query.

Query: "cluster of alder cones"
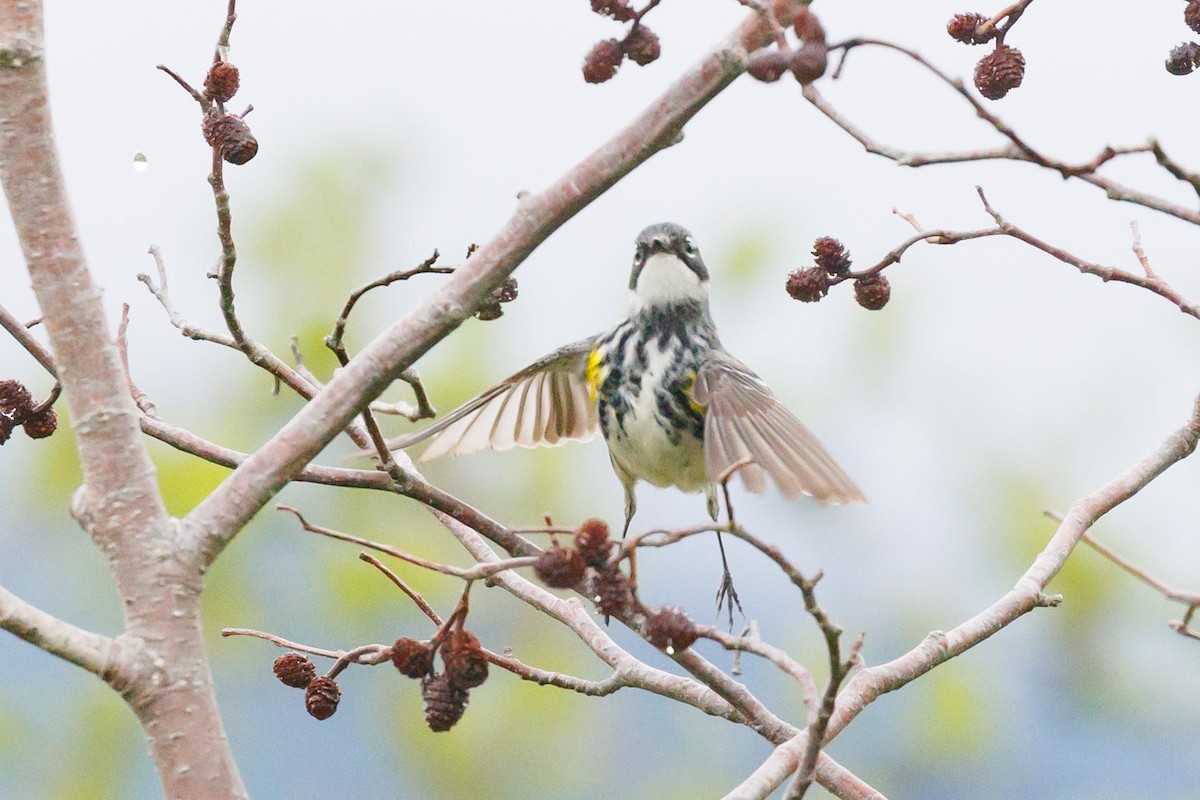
[271,519,701,731]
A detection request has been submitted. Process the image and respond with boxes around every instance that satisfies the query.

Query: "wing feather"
[380,337,600,461]
[695,356,865,506]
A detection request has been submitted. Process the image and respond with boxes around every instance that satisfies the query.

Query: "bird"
[393,222,865,542]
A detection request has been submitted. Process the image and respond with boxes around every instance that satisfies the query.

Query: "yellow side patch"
[585,347,603,403]
[684,370,706,416]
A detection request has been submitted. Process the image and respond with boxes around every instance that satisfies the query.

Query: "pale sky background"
[2,2,1199,798]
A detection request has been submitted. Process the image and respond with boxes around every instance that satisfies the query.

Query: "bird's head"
[628,222,710,311]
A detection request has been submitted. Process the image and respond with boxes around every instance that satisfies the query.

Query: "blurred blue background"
[2,1,1199,797]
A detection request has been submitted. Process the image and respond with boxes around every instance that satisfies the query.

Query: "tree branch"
[727,393,1200,799]
[0,585,116,677]
[810,38,1200,226]
[0,3,247,795]
[179,3,799,567]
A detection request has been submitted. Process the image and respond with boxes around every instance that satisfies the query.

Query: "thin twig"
[277,504,538,581]
[359,553,443,626]
[116,304,158,418]
[138,247,376,449]
[837,188,1200,321]
[155,64,206,107]
[0,302,57,376]
[813,38,1200,226]
[727,394,1200,799]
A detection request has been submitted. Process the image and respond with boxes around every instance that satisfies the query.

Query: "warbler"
[399,222,864,535]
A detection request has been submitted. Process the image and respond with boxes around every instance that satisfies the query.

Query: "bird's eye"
[682,238,697,256]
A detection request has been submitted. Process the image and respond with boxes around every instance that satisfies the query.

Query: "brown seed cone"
[422,673,469,732]
[643,605,699,653]
[494,276,518,304]
[22,408,57,439]
[746,50,790,83]
[441,629,489,690]
[974,45,1025,100]
[0,379,32,417]
[475,277,518,321]
[202,111,259,164]
[474,303,503,321]
[273,653,317,688]
[583,39,624,84]
[221,122,258,165]
[854,274,891,310]
[771,0,797,26]
[791,7,826,44]
[624,25,661,66]
[534,544,587,588]
[946,12,992,45]
[204,60,240,103]
[389,637,434,679]
[591,0,635,21]
[1166,42,1200,75]
[812,236,852,276]
[304,676,341,720]
[785,267,830,303]
[593,566,634,618]
[574,518,614,569]
[789,43,828,85]
[1187,1,1200,35]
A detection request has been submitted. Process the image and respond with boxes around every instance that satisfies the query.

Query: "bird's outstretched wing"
[387,337,600,461]
[692,355,865,506]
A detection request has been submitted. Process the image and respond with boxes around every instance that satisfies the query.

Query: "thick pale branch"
[0,4,249,796]
[0,0,169,568]
[0,585,115,677]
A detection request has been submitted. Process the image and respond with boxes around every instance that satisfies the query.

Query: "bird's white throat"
[630,252,708,311]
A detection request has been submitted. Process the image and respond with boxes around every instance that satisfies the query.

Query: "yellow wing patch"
[586,347,604,403]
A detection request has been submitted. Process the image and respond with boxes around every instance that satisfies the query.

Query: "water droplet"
[665,645,676,655]
[132,152,149,172]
